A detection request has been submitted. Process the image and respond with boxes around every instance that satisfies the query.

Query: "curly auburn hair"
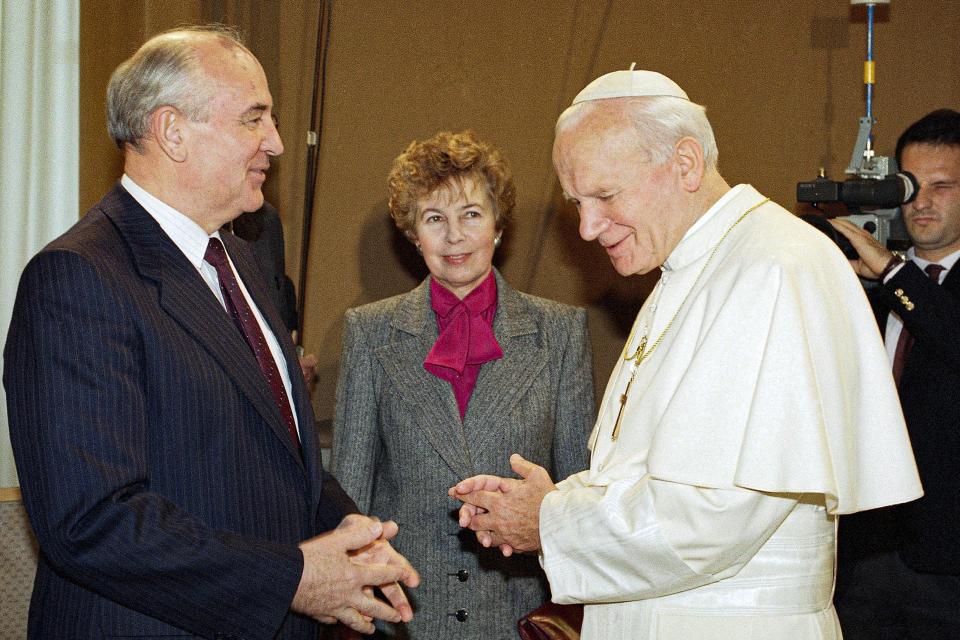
[387,130,516,240]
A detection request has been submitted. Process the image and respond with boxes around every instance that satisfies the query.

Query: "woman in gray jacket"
[331,130,594,639]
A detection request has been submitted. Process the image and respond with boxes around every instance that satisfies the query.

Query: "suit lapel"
[373,280,475,477]
[372,272,550,476]
[463,271,548,462]
[104,186,305,469]
[944,260,960,293]
[222,232,317,474]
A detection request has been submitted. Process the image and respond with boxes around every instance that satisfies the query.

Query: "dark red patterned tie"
[892,262,944,386]
[205,238,301,452]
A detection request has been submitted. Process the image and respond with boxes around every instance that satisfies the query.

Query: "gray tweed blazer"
[331,269,595,639]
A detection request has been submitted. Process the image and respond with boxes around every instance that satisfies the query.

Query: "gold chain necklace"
[611,198,769,441]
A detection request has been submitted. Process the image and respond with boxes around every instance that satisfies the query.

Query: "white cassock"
[539,184,923,640]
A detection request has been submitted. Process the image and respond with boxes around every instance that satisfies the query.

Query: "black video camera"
[797,172,918,258]
[797,172,918,209]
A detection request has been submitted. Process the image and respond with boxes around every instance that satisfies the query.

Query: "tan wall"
[80,1,960,433]
[80,1,201,212]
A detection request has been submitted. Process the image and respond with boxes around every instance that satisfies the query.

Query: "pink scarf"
[424,272,503,419]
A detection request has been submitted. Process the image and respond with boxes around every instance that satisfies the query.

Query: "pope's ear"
[674,137,705,192]
[150,106,188,162]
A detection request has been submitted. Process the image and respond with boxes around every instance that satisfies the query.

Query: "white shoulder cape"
[586,186,921,514]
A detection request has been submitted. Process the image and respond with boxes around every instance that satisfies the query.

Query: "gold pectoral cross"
[612,336,646,441]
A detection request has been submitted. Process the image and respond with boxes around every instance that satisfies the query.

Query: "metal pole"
[297,0,333,342]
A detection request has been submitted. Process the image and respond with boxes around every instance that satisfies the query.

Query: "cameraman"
[831,108,960,639]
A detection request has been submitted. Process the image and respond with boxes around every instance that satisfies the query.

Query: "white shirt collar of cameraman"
[904,247,960,284]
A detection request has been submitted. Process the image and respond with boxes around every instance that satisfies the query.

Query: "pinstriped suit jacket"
[331,271,595,639]
[3,185,354,639]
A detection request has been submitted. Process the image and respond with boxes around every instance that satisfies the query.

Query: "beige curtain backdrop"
[292,0,960,436]
[1,0,80,490]
[75,1,960,446]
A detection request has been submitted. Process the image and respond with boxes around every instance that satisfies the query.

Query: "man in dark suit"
[832,109,960,639]
[3,25,417,639]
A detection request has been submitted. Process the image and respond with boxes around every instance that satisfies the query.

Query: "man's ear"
[674,137,705,192]
[151,106,188,162]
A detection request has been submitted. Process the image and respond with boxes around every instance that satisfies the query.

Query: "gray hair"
[557,96,719,171]
[106,25,246,152]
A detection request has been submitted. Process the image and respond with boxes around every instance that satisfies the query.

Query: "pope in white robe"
[450,69,922,640]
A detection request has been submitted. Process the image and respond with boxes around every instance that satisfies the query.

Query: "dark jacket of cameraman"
[840,258,960,574]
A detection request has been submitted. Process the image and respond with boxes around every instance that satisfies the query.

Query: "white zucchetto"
[572,64,689,105]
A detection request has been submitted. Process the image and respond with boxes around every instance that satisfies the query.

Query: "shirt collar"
[907,246,960,276]
[683,183,745,239]
[121,174,222,269]
[430,270,498,319]
[663,184,754,271]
